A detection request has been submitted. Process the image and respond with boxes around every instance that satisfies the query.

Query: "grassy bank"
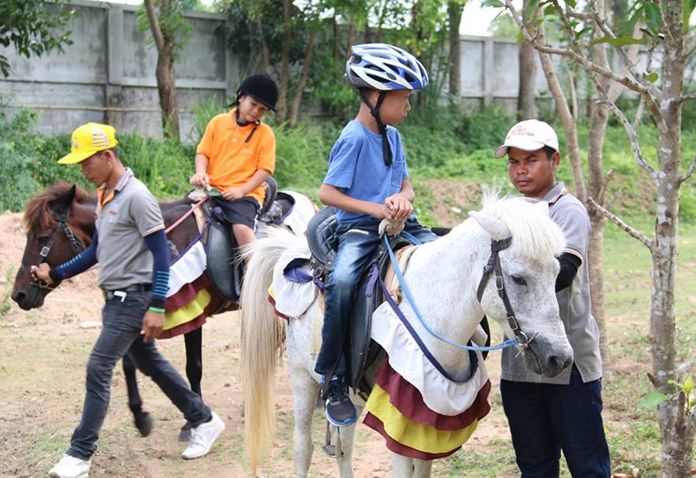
[2,106,695,226]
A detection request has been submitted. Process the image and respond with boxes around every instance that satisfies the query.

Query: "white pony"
[240,193,574,477]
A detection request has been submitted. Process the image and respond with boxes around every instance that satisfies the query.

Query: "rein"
[381,234,522,352]
[164,197,208,235]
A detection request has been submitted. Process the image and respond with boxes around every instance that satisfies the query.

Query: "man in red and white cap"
[496,119,611,478]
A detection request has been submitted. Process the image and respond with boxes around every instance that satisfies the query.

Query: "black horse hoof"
[321,443,336,458]
[134,411,153,437]
[178,421,192,442]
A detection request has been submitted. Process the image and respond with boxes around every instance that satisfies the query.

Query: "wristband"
[148,306,165,314]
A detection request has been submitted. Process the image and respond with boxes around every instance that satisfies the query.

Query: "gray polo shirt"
[501,181,603,384]
[94,168,165,290]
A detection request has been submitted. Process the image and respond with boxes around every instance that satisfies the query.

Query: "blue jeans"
[314,216,437,377]
[500,366,611,478]
[67,290,211,460]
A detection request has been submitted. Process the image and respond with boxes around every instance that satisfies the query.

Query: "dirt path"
[0,210,515,478]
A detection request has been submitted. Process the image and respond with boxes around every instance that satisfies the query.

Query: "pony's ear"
[469,210,511,241]
[51,184,77,217]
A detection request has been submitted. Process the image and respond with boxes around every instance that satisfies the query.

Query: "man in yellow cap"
[32,123,225,478]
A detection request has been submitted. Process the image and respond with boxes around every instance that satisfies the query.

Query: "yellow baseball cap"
[57,122,119,164]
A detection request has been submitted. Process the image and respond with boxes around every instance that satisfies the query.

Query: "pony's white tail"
[239,226,307,474]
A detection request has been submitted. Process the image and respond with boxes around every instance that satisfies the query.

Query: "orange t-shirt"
[196,109,276,205]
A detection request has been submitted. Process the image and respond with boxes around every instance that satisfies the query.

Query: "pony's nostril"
[548,355,572,372]
[11,290,25,304]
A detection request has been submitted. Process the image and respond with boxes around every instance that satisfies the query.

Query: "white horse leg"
[290,369,319,478]
[413,459,432,478]
[391,452,414,477]
[332,404,361,478]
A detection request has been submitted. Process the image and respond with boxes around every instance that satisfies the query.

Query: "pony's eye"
[511,276,527,286]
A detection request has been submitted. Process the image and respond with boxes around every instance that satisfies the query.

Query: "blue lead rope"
[382,234,519,352]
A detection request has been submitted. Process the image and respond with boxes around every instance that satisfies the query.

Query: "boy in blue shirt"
[315,43,437,427]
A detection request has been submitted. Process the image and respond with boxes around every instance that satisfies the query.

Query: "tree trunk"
[651,3,695,472]
[652,129,694,477]
[447,2,463,104]
[587,104,610,372]
[276,0,292,121]
[255,16,272,74]
[143,0,180,141]
[536,33,586,201]
[517,0,537,120]
[289,32,315,128]
[155,44,180,140]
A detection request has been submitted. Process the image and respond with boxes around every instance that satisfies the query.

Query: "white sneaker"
[182,411,225,460]
[48,454,90,478]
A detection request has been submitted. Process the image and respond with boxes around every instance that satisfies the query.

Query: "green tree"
[486,0,696,474]
[138,0,195,141]
[0,0,73,77]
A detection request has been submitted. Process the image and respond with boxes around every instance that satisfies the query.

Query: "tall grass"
[1,104,695,226]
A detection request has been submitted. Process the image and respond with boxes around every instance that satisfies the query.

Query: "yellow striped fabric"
[365,382,480,454]
[163,288,212,331]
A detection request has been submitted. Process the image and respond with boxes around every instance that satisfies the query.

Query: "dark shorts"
[210,196,259,229]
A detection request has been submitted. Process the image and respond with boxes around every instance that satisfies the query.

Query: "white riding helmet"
[345,43,429,91]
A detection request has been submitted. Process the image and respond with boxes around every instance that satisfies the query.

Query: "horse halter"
[29,211,86,290]
[475,237,534,348]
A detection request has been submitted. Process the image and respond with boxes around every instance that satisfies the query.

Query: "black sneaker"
[324,379,357,427]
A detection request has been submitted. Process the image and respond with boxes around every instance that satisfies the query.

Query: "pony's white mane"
[479,190,566,262]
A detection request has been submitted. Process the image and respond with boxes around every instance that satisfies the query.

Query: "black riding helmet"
[231,74,279,111]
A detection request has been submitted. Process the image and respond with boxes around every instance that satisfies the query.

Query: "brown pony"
[11,181,314,439]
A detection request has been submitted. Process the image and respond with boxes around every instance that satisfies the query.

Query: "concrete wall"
[0,1,623,139]
[458,35,556,113]
[0,0,236,141]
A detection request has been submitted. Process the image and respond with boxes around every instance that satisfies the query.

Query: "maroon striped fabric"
[374,360,491,431]
[165,274,210,312]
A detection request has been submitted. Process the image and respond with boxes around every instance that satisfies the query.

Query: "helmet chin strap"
[359,90,392,166]
[235,108,260,143]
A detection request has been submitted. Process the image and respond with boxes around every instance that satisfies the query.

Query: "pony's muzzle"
[524,334,573,377]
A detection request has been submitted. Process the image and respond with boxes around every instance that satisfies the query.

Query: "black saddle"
[306,208,410,396]
[306,206,339,270]
[205,177,295,302]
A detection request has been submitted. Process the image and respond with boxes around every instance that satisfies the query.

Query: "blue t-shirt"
[323,120,410,224]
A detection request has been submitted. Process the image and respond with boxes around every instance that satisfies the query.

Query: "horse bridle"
[475,236,534,348]
[29,211,86,290]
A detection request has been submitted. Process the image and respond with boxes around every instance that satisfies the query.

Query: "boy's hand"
[189,172,210,189]
[221,187,245,201]
[384,194,413,220]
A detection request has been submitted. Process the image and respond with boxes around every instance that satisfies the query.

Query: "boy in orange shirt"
[190,74,278,247]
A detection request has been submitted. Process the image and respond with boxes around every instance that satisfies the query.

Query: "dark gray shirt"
[501,182,603,384]
[94,169,164,290]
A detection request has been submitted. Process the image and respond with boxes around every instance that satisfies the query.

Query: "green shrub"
[1,102,695,225]
[0,110,43,211]
[457,105,515,153]
[117,133,195,198]
[273,122,332,191]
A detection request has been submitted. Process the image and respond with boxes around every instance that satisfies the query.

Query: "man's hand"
[189,172,210,189]
[30,263,53,284]
[142,310,164,342]
[221,187,245,201]
[384,194,413,220]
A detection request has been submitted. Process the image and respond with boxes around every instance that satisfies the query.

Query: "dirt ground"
[0,210,516,478]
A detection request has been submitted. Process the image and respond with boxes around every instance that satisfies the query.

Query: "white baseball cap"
[495,119,559,158]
